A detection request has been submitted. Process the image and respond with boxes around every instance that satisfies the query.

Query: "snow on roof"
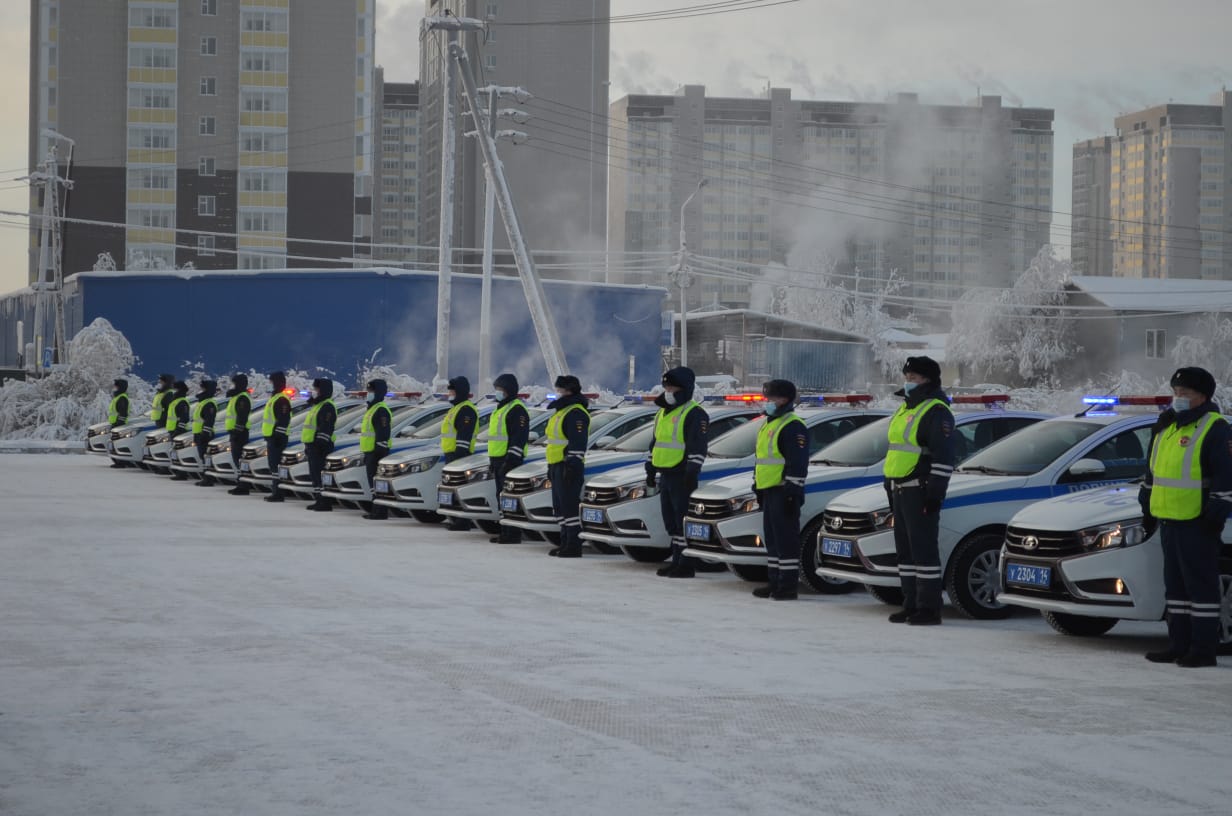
[679,308,868,343]
[1068,276,1232,313]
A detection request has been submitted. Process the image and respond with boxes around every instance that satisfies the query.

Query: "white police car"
[998,481,1232,651]
[238,396,364,491]
[815,396,1165,619]
[202,395,296,485]
[107,413,162,467]
[585,396,888,565]
[684,397,1045,588]
[167,397,230,476]
[141,427,181,474]
[87,421,114,455]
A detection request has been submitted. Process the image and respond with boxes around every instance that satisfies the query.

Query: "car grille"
[440,471,469,487]
[688,499,732,520]
[324,459,348,472]
[503,476,539,495]
[1005,527,1085,558]
[823,511,876,536]
[583,486,624,505]
[242,448,263,460]
[280,452,300,466]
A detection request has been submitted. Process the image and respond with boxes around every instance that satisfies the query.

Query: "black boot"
[888,608,915,623]
[547,547,563,557]
[556,547,582,558]
[656,564,675,576]
[194,476,214,486]
[771,589,798,600]
[309,494,333,512]
[228,484,251,496]
[907,609,942,626]
[264,486,284,503]
[363,501,388,520]
[666,564,695,578]
[1144,649,1181,663]
[170,473,188,481]
[109,462,126,469]
[1176,652,1217,668]
[752,585,775,598]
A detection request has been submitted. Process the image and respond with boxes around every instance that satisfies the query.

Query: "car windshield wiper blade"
[958,464,1010,475]
[811,458,848,466]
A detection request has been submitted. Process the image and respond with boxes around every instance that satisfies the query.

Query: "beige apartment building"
[372,73,419,264]
[1071,136,1114,277]
[29,0,375,277]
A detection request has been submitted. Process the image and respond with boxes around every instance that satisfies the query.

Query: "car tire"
[477,520,502,536]
[729,564,769,582]
[588,541,621,555]
[411,510,444,524]
[1042,610,1118,637]
[866,585,904,606]
[799,517,854,594]
[945,532,1013,620]
[622,545,670,563]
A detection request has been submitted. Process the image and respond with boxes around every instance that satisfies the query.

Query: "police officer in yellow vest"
[165,380,191,436]
[488,373,531,543]
[150,373,174,427]
[440,375,480,531]
[546,375,590,558]
[257,371,294,501]
[751,379,810,599]
[360,378,395,520]
[174,379,217,482]
[303,378,339,512]
[885,356,956,626]
[1139,367,1232,668]
[647,367,710,578]
[223,373,254,494]
[107,379,131,469]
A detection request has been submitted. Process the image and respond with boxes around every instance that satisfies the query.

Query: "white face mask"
[663,391,677,406]
[311,389,320,400]
[1172,397,1192,413]
[555,389,568,399]
[495,388,507,401]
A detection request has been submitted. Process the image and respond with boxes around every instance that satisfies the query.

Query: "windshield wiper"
[811,458,853,467]
[957,464,1011,476]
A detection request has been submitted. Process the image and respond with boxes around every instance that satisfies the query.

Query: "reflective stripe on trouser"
[307,447,327,493]
[549,461,584,552]
[1160,520,1222,658]
[229,429,249,469]
[761,486,801,593]
[659,470,694,568]
[492,457,522,541]
[891,483,942,612]
[267,440,286,497]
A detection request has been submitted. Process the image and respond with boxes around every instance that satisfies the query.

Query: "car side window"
[706,416,749,439]
[1073,426,1152,481]
[959,417,1039,462]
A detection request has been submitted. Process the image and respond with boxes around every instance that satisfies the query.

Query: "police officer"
[648,367,710,578]
[1140,367,1232,668]
[487,373,530,543]
[177,379,217,483]
[440,376,479,531]
[107,379,131,468]
[165,380,191,437]
[261,371,294,503]
[302,378,338,512]
[546,375,590,558]
[360,378,394,520]
[751,379,809,599]
[224,373,254,495]
[884,356,956,626]
[150,373,175,428]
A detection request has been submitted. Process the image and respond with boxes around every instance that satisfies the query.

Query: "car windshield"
[809,417,893,467]
[957,420,1103,476]
[609,424,656,452]
[530,409,626,447]
[707,416,768,458]
[335,405,368,432]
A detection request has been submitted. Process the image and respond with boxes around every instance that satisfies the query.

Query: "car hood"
[442,452,489,473]
[507,459,549,479]
[379,444,445,465]
[805,463,872,485]
[1008,484,1142,532]
[588,462,648,489]
[690,472,757,500]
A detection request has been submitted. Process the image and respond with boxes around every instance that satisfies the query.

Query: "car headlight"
[727,493,759,514]
[174,437,195,449]
[1080,521,1146,551]
[396,456,439,475]
[617,482,654,500]
[287,450,307,464]
[871,508,895,531]
[340,453,365,468]
[463,466,492,483]
[208,440,231,454]
[148,432,170,444]
[113,429,138,440]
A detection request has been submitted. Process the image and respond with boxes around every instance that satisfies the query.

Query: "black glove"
[1200,502,1228,536]
[884,481,894,513]
[645,468,656,489]
[685,468,700,497]
[754,488,765,509]
[785,485,804,510]
[923,496,942,516]
[565,457,583,480]
[1137,486,1153,522]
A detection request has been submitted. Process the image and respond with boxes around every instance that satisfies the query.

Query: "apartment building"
[1072,136,1114,277]
[372,72,419,264]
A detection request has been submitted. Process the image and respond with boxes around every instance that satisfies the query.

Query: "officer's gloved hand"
[564,457,584,480]
[685,467,701,497]
[752,480,764,508]
[645,466,656,489]
[923,496,943,516]
[1137,486,1153,524]
[1200,502,1228,536]
[785,484,804,510]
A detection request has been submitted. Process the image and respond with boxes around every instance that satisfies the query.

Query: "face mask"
[1172,397,1191,413]
[764,402,778,417]
[903,381,918,394]
[311,389,320,400]
[555,390,568,399]
[368,390,377,400]
[663,391,677,406]
[495,389,507,401]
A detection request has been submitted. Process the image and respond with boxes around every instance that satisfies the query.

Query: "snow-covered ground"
[2,455,1230,816]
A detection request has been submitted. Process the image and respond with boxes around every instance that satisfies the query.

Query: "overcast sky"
[1,0,1228,293]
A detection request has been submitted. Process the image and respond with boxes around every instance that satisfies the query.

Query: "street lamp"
[675,178,707,368]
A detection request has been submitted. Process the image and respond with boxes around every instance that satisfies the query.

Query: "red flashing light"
[393,392,422,398]
[952,394,1010,405]
[282,387,297,397]
[724,394,766,402]
[820,394,873,404]
[1118,395,1172,406]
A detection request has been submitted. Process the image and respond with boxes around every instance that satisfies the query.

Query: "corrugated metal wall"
[763,338,873,391]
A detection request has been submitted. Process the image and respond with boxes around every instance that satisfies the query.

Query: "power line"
[491,1,803,27]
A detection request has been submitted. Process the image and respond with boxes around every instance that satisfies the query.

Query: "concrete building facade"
[29,0,375,278]
[608,86,1054,309]
[373,72,419,264]
[417,0,609,266]
[1071,136,1113,277]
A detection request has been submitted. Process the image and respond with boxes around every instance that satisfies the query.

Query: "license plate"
[278,467,289,479]
[205,456,213,468]
[500,496,519,513]
[374,479,390,494]
[685,521,711,541]
[822,537,853,558]
[438,490,454,506]
[1006,563,1051,587]
[240,462,251,472]
[582,507,605,524]
[322,473,334,486]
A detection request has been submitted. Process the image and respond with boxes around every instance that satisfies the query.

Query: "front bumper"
[678,511,767,564]
[996,543,1164,622]
[369,466,444,510]
[108,433,149,464]
[437,478,499,521]
[814,529,901,587]
[578,496,664,548]
[142,440,175,472]
[322,465,371,503]
[498,489,560,533]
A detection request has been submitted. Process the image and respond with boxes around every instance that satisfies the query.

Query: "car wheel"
[945,532,1013,620]
[866,585,904,606]
[799,516,854,594]
[1042,610,1118,637]
[411,510,444,524]
[588,541,621,555]
[622,545,670,563]
[729,564,768,582]
[477,520,502,535]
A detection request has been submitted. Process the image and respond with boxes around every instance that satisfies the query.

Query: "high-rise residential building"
[1084,92,1231,280]
[28,0,375,278]
[418,0,609,267]
[609,86,1054,308]
[372,71,420,264]
[1072,136,1113,277]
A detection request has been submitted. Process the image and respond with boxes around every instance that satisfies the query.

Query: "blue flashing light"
[797,395,827,405]
[1082,396,1119,405]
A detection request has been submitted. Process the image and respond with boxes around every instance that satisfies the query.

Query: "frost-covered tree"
[126,251,170,271]
[91,252,117,272]
[1171,313,1232,385]
[947,245,1078,385]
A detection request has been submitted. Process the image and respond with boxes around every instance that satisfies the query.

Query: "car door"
[1057,424,1153,487]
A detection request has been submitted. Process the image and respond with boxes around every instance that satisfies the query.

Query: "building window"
[199,116,216,135]
[1145,330,1166,360]
[198,196,216,216]
[200,36,217,56]
[486,2,498,17]
[201,0,217,15]
[485,55,496,70]
[198,156,216,176]
[200,76,217,96]
[197,235,215,256]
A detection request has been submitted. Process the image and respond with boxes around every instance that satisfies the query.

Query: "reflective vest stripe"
[151,391,168,422]
[302,399,336,444]
[191,399,213,434]
[108,394,125,424]
[224,393,250,431]
[164,397,188,431]
[754,414,803,489]
[883,399,947,479]
[441,400,477,454]
[650,402,698,468]
[1149,412,1222,520]
[487,399,525,459]
[545,404,586,464]
[359,402,391,452]
[261,393,291,436]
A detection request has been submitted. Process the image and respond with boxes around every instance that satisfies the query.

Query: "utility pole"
[671,178,707,368]
[451,42,569,380]
[26,130,75,373]
[422,14,485,387]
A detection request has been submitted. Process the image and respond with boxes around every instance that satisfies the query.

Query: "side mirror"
[1066,458,1107,480]
[593,435,617,449]
[527,431,540,442]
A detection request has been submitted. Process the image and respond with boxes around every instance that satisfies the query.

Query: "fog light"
[1115,578,1125,595]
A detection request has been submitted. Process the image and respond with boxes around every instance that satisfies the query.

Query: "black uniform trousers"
[364,451,386,512]
[761,486,801,592]
[659,470,695,568]
[229,429,249,470]
[195,434,210,476]
[267,437,287,494]
[891,483,943,612]
[1160,519,1222,658]
[307,446,328,499]
[492,456,521,542]
[549,460,584,553]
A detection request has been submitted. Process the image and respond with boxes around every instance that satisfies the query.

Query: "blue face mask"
[1172,397,1192,413]
[904,381,918,394]
[494,388,507,401]
[764,402,779,417]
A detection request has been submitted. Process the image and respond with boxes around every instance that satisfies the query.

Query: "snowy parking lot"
[2,454,1230,816]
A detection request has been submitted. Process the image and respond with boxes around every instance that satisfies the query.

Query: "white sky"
[1,0,1228,293]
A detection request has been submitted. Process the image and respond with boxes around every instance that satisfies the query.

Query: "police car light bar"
[952,394,1010,404]
[281,387,297,397]
[623,394,657,403]
[1081,395,1171,407]
[724,393,766,402]
[806,394,875,405]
